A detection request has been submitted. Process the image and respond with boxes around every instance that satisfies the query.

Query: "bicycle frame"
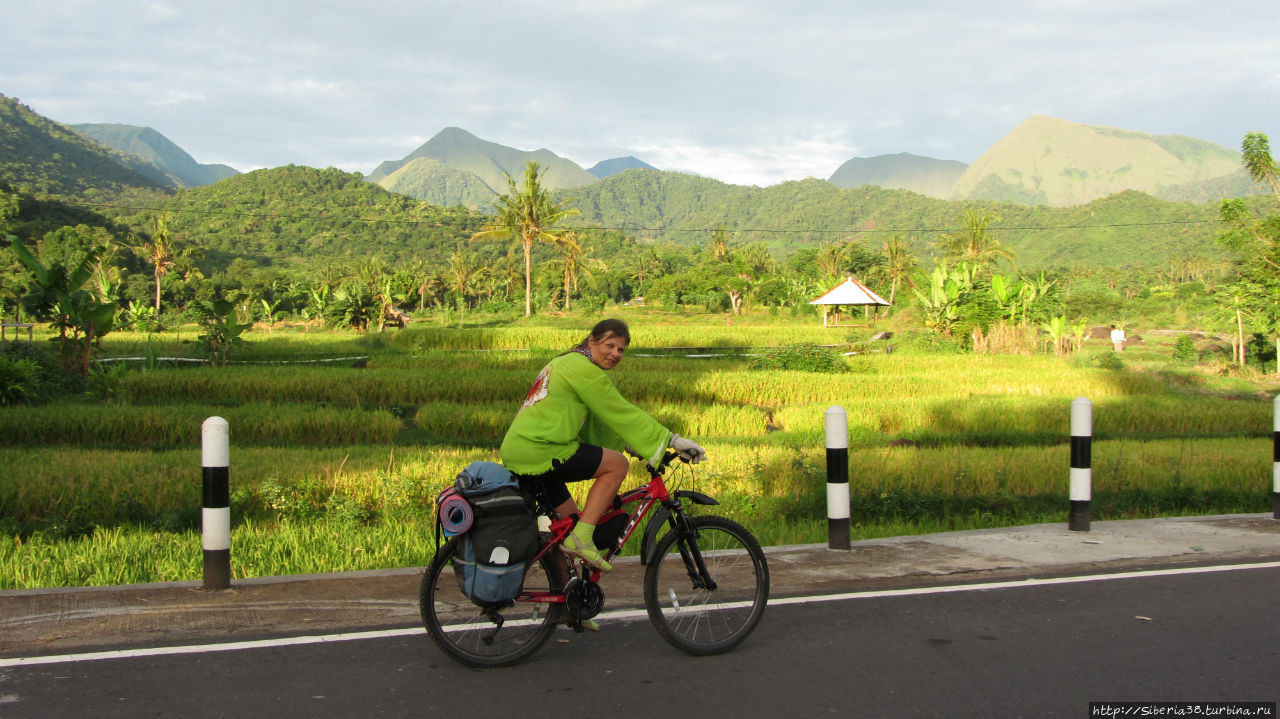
[514,453,717,605]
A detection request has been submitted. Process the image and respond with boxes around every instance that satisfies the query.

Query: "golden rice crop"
[0,403,402,447]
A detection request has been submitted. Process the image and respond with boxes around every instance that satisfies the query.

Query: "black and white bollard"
[1069,397,1092,531]
[825,406,851,550]
[202,416,231,589]
[1273,395,1279,520]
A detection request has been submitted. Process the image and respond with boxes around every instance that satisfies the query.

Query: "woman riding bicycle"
[500,318,706,573]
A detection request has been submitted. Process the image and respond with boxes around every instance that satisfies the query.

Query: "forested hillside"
[72,123,239,188]
[156,165,485,270]
[375,157,495,209]
[565,169,1238,271]
[828,153,968,198]
[367,126,598,193]
[0,94,172,197]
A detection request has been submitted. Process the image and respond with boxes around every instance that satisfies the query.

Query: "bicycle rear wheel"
[420,537,563,667]
[643,515,769,655]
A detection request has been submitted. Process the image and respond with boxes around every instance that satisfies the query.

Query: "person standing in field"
[500,318,706,573]
[1110,324,1126,352]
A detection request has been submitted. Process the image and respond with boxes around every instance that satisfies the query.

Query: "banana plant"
[989,273,1024,323]
[9,235,117,376]
[912,263,976,337]
[1044,315,1070,357]
[193,298,251,367]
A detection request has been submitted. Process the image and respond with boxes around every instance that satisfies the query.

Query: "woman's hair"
[578,318,630,349]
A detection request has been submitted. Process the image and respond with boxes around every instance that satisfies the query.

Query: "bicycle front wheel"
[643,515,769,655]
[420,537,563,668]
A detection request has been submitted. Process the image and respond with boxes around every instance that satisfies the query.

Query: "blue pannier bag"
[449,461,539,606]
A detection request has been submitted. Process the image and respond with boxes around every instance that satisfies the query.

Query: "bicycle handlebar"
[648,450,684,475]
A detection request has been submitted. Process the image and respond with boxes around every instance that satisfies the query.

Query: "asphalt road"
[3,563,1277,719]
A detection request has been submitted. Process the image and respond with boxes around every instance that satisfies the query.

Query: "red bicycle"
[419,452,770,667]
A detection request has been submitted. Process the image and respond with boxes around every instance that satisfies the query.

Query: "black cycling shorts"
[515,443,603,509]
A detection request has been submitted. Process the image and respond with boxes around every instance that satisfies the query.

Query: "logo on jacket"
[521,366,551,409]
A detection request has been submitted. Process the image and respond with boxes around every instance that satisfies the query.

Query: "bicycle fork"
[667,506,717,591]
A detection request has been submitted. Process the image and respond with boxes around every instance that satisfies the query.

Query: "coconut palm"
[547,231,606,310]
[935,209,1017,272]
[445,250,487,321]
[485,256,524,302]
[880,234,918,306]
[626,250,663,292]
[1242,131,1278,197]
[141,212,175,312]
[707,227,732,263]
[470,161,579,316]
[409,259,442,311]
[741,243,776,276]
[815,240,853,280]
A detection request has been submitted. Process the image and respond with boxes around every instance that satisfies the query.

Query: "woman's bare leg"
[579,448,628,525]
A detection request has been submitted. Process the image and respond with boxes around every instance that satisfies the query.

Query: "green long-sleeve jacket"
[499,351,672,475]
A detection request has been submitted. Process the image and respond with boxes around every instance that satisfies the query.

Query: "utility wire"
[66,200,1220,236]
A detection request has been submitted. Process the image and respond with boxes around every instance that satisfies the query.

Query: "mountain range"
[71,123,238,189]
[7,91,1271,275]
[361,117,1260,208]
[0,91,1263,214]
[828,153,968,198]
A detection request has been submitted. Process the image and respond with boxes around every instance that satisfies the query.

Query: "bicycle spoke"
[644,516,769,655]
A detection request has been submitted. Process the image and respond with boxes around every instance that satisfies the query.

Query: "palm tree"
[470,161,580,316]
[815,240,852,279]
[880,234,919,306]
[548,231,605,310]
[485,256,524,302]
[409,259,441,311]
[445,250,486,321]
[1242,131,1279,197]
[626,250,663,292]
[707,227,732,263]
[741,243,775,276]
[935,209,1017,272]
[142,212,175,312]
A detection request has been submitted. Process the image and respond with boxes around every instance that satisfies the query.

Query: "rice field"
[1,313,1275,589]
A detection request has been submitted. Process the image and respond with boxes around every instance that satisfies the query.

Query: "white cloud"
[1,0,1276,183]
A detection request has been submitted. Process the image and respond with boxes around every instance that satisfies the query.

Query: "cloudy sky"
[4,0,1277,186]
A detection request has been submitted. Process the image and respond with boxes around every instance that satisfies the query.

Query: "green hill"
[374,157,495,209]
[72,123,238,188]
[588,156,657,179]
[950,115,1248,207]
[156,165,485,270]
[0,94,171,197]
[828,153,967,198]
[367,127,599,197]
[567,168,1238,271]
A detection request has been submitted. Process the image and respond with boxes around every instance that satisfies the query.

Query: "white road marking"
[4,560,1278,668]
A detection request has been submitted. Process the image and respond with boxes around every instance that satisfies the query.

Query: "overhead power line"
[66,200,1220,237]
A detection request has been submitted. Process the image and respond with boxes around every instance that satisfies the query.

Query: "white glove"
[670,435,707,464]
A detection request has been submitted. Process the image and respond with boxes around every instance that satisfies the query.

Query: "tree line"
[1,134,1277,377]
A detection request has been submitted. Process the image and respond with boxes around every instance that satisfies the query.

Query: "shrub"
[1090,352,1125,371]
[86,362,132,404]
[1172,335,1197,365]
[0,356,40,405]
[0,341,80,401]
[750,343,844,373]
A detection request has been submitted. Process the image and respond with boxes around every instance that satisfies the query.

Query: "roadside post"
[825,406,851,549]
[202,416,231,589]
[1069,397,1092,532]
[1273,395,1279,520]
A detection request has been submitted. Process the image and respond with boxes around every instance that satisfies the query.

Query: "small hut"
[809,277,890,327]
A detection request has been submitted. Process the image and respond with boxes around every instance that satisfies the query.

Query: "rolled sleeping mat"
[438,489,474,536]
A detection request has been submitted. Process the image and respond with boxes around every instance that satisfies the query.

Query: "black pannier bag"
[450,461,539,605]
